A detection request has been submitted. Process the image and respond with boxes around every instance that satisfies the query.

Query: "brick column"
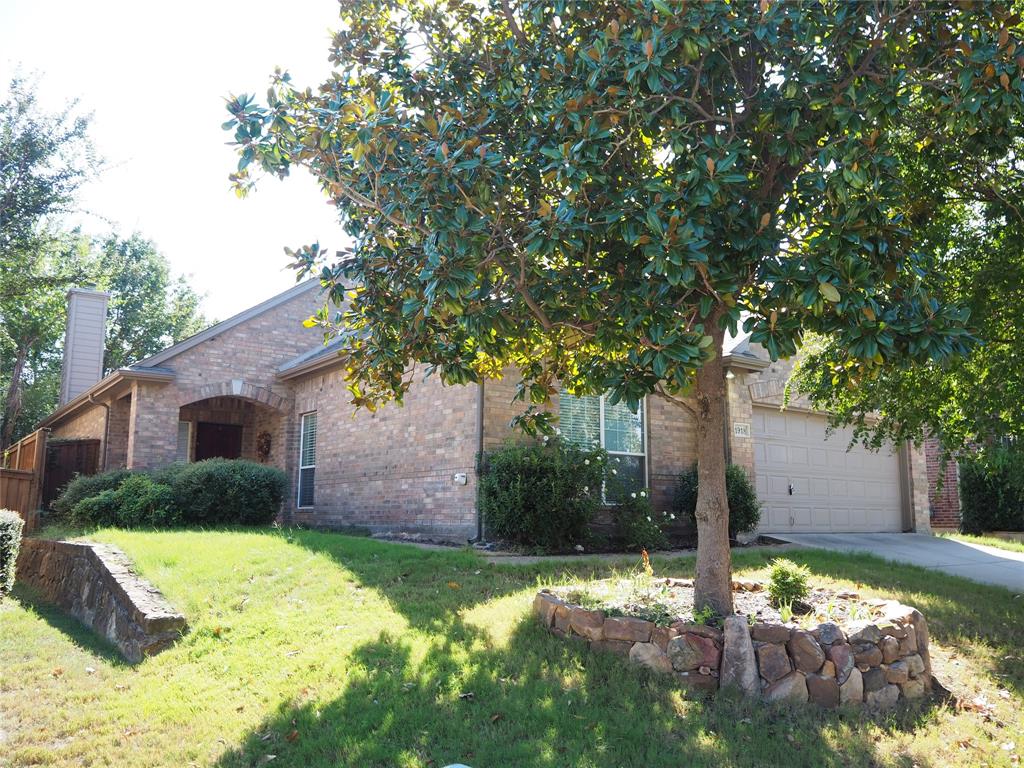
[906,442,932,534]
[126,382,179,469]
[727,371,755,478]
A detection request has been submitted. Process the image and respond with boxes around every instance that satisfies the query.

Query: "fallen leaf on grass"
[490,713,504,723]
[286,730,299,743]
[448,581,461,590]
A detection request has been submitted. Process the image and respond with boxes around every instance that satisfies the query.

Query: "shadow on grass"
[208,535,943,768]
[10,582,127,667]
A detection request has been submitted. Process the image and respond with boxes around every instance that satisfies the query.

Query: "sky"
[0,0,348,321]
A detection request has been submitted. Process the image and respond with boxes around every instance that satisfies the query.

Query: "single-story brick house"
[40,280,938,539]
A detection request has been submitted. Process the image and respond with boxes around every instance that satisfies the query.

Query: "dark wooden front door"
[43,439,101,509]
[194,422,243,461]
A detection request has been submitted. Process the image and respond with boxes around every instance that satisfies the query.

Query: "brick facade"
[924,436,961,529]
[43,279,934,539]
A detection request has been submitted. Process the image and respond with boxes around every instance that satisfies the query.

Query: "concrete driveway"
[774,533,1024,592]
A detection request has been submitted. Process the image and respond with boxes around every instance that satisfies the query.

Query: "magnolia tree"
[227,0,1024,614]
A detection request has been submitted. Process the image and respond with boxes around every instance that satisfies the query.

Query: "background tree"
[95,233,207,373]
[227,0,1024,614]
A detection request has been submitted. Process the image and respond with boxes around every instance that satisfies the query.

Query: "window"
[176,421,192,463]
[298,412,317,508]
[559,390,646,497]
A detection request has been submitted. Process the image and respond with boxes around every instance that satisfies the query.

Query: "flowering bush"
[608,479,671,552]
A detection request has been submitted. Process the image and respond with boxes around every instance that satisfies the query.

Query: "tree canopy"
[227,0,1024,613]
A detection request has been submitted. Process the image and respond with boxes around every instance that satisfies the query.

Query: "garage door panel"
[753,407,903,533]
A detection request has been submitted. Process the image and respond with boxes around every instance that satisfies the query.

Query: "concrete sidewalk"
[773,533,1024,592]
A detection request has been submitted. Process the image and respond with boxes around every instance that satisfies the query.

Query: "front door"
[194,422,243,461]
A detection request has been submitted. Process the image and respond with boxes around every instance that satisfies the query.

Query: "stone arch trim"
[177,379,291,412]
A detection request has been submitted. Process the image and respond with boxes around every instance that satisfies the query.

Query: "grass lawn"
[1,529,1022,768]
[942,532,1024,555]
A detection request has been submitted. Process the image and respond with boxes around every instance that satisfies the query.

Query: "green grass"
[1,529,1022,767]
[943,532,1024,554]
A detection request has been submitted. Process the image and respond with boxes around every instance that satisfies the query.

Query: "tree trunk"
[692,315,733,616]
[0,346,28,451]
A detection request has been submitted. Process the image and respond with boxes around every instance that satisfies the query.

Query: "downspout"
[723,367,733,465]
[471,380,485,543]
[88,393,111,471]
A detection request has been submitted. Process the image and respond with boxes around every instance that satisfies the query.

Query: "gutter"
[38,367,175,430]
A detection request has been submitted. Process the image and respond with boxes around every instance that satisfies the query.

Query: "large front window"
[559,390,647,495]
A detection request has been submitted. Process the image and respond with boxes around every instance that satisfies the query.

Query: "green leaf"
[818,282,841,303]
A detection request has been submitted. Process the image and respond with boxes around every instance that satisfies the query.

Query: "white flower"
[639,491,647,498]
[555,428,561,435]
[615,457,621,463]
[646,516,651,522]
[584,459,590,465]
[670,513,676,520]
[583,486,589,493]
[612,469,618,475]
[630,492,637,499]
[542,435,549,443]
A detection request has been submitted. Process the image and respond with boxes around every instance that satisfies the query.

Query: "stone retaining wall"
[534,589,932,708]
[17,539,187,662]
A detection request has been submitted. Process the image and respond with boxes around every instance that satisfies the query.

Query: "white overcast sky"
[0,0,347,321]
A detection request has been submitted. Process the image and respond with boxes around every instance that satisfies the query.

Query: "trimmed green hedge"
[56,459,287,529]
[0,509,24,599]
[960,446,1024,533]
[673,463,762,538]
[478,438,605,551]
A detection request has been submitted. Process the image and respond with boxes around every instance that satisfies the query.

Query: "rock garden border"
[534,578,932,708]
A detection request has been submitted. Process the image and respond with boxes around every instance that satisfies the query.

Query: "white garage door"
[752,407,905,533]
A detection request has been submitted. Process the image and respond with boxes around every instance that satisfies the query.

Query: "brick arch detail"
[177,379,291,412]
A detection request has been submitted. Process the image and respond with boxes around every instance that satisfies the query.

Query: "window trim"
[297,411,317,509]
[176,420,192,463]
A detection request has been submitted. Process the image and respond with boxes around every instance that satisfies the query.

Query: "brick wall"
[288,368,480,539]
[925,436,960,529]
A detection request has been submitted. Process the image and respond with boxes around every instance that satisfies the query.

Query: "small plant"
[608,483,670,552]
[767,558,811,608]
[0,510,24,599]
[847,602,868,622]
[778,601,794,624]
[640,549,653,578]
[692,604,715,626]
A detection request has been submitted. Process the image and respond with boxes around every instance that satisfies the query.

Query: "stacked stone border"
[534,582,932,708]
[17,539,187,663]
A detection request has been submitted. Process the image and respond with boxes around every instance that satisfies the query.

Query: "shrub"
[51,469,132,518]
[673,463,761,537]
[960,446,1024,533]
[767,558,811,608]
[169,459,286,526]
[0,510,24,599]
[479,438,604,551]
[607,481,670,552]
[72,474,178,528]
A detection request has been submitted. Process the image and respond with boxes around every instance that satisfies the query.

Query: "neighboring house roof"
[722,329,770,371]
[133,279,322,369]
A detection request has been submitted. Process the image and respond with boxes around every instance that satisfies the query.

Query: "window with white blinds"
[297,412,317,508]
[559,390,646,496]
[176,421,191,463]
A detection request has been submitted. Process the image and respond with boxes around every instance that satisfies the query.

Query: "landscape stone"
[806,674,840,708]
[880,636,900,664]
[590,639,633,656]
[847,623,883,645]
[840,667,864,704]
[904,654,926,678]
[854,643,883,667]
[764,672,808,703]
[553,604,572,635]
[629,642,673,674]
[898,626,918,656]
[569,607,605,641]
[651,626,679,652]
[820,660,836,678]
[787,630,826,673]
[756,642,792,682]
[721,616,760,697]
[533,593,562,627]
[667,634,704,671]
[677,671,719,696]
[813,623,846,646]
[865,683,901,709]
[885,660,909,684]
[900,678,926,699]
[877,621,908,640]
[751,624,791,644]
[862,667,887,693]
[603,617,653,643]
[670,622,723,642]
[826,643,855,684]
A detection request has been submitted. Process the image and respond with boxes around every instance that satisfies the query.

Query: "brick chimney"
[60,288,110,405]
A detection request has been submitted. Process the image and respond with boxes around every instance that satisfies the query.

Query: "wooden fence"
[1,428,47,532]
